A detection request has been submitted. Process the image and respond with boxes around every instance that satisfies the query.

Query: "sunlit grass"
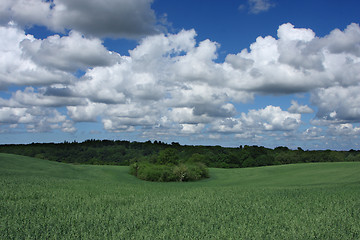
[1,153,359,239]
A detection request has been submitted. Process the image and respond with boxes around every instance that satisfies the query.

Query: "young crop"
[1,153,360,239]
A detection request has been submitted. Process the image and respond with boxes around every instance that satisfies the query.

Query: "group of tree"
[130,148,209,182]
[1,139,360,169]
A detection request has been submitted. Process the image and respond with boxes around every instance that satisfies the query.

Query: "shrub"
[133,163,176,182]
[185,162,209,181]
[173,164,188,181]
[130,161,209,182]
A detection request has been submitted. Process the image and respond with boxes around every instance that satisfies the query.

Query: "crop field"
[1,153,360,239]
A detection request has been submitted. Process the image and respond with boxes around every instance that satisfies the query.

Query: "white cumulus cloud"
[288,100,314,114]
[1,22,360,143]
[212,106,301,135]
[311,85,360,123]
[0,106,75,133]
[21,31,120,72]
[328,123,360,136]
[0,0,158,38]
[0,24,74,88]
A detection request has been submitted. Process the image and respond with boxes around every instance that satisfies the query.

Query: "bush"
[185,162,209,181]
[130,162,209,182]
[173,164,188,181]
[130,162,175,182]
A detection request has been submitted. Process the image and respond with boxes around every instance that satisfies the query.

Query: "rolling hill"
[1,153,359,239]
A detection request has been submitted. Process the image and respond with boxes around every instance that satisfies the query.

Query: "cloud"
[99,102,163,133]
[0,0,158,38]
[168,107,212,124]
[0,106,75,133]
[277,23,316,42]
[180,123,205,134]
[193,103,236,118]
[242,106,301,131]
[0,0,50,27]
[322,23,360,56]
[302,127,325,140]
[277,24,324,71]
[212,106,301,134]
[9,87,84,107]
[0,24,122,90]
[247,0,275,14]
[328,123,360,136]
[1,22,360,143]
[57,30,255,136]
[225,23,360,94]
[21,31,120,72]
[0,24,75,87]
[0,107,33,124]
[288,100,314,114]
[311,85,360,123]
[67,101,106,122]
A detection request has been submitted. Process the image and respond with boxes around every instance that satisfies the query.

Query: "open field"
[1,153,360,239]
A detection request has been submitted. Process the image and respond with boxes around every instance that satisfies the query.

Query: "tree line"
[1,139,360,168]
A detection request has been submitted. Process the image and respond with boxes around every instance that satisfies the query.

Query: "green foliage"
[1,140,360,169]
[1,154,360,239]
[129,147,208,182]
[185,162,209,180]
[172,162,209,182]
[187,153,207,163]
[172,163,188,181]
[130,161,209,182]
[132,162,177,182]
[156,148,179,165]
[242,157,255,168]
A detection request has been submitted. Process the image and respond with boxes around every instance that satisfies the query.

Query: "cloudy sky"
[1,0,360,150]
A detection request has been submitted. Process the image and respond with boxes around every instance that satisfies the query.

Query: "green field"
[1,153,359,239]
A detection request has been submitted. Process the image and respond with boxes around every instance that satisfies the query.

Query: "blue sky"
[0,0,360,150]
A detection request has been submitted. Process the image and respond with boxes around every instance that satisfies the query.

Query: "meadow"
[1,153,359,239]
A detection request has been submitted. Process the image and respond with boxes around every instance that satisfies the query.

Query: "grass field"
[1,153,360,239]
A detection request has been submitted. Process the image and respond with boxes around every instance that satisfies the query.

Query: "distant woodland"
[1,140,360,168]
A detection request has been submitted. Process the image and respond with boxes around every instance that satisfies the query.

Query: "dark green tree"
[157,148,179,165]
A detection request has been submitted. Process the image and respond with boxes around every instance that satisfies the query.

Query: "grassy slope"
[1,153,360,239]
